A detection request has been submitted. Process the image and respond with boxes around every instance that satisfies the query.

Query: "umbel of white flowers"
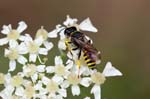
[0,15,122,99]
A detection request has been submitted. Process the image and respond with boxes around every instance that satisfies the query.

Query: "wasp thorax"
[64,26,77,36]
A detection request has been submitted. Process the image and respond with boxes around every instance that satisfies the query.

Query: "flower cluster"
[0,15,122,99]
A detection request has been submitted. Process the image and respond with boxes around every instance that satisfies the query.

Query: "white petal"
[102,62,123,77]
[55,56,63,65]
[31,73,38,82]
[37,65,45,72]
[35,36,44,46]
[79,18,98,32]
[18,42,28,54]
[43,41,53,50]
[60,80,70,89]
[59,30,66,40]
[65,59,74,70]
[17,55,27,64]
[39,48,48,55]
[8,60,16,72]
[81,67,91,76]
[15,86,24,96]
[80,77,91,87]
[46,66,55,73]
[29,53,37,62]
[1,25,11,34]
[24,34,33,42]
[55,95,63,99]
[71,85,80,96]
[4,73,11,85]
[63,15,78,26]
[52,75,64,85]
[17,21,27,33]
[58,40,66,50]
[19,35,26,41]
[0,38,8,45]
[4,48,10,56]
[84,97,91,99]
[42,76,50,85]
[48,29,58,38]
[58,89,67,97]
[0,85,14,98]
[9,40,18,48]
[91,85,101,99]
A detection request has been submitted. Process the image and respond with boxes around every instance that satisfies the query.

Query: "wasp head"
[64,26,77,36]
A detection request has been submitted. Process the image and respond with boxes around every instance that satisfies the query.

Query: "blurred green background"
[0,0,150,99]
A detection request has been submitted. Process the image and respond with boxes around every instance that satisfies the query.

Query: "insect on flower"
[64,26,101,70]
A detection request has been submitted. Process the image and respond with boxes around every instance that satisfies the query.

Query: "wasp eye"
[64,27,77,36]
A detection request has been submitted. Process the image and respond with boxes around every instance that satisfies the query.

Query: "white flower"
[48,24,64,38]
[0,73,25,98]
[0,21,27,46]
[23,34,50,62]
[61,72,81,96]
[90,62,122,99]
[63,15,97,32]
[46,56,71,85]
[23,84,36,99]
[36,26,54,50]
[22,64,46,83]
[40,77,67,99]
[5,42,28,71]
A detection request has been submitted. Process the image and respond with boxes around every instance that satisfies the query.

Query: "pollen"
[28,42,39,54]
[55,64,65,76]
[24,85,35,99]
[68,73,80,85]
[36,26,48,41]
[11,75,23,87]
[7,30,20,40]
[47,80,59,93]
[91,72,106,85]
[0,73,5,84]
[6,48,19,60]
[75,60,81,69]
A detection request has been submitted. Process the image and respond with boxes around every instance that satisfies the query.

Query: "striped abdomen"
[83,50,96,69]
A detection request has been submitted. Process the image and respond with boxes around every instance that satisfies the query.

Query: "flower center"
[11,75,23,87]
[25,85,35,99]
[91,72,106,85]
[67,73,80,85]
[0,73,5,84]
[25,64,36,77]
[55,65,65,76]
[36,27,48,41]
[11,95,20,99]
[6,48,19,60]
[7,30,20,40]
[28,42,39,54]
[47,80,59,93]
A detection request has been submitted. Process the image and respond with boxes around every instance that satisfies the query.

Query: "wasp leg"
[65,40,74,57]
[72,47,78,50]
[78,48,82,59]
[77,48,82,78]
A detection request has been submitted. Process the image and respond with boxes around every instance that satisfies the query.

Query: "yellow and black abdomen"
[83,50,96,69]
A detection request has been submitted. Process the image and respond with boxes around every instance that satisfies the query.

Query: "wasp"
[64,26,101,69]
